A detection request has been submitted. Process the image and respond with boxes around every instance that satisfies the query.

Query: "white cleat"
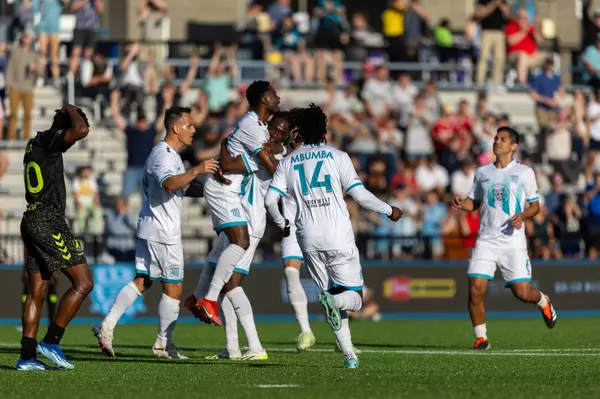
[152,340,188,359]
[92,324,115,358]
[296,332,316,352]
[238,349,268,361]
[204,349,242,360]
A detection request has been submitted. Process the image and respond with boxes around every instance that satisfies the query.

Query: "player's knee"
[30,285,48,301]
[469,283,486,302]
[75,277,94,296]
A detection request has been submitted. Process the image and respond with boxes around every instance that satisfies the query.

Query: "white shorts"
[282,228,303,262]
[135,238,184,283]
[468,241,532,287]
[204,178,248,233]
[206,232,261,276]
[302,247,364,291]
[241,175,267,239]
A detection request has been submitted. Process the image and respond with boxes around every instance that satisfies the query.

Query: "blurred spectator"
[544,173,565,215]
[434,18,454,65]
[111,90,159,199]
[273,15,314,83]
[422,190,447,259]
[381,0,406,62]
[0,152,8,193]
[139,0,169,61]
[37,0,66,87]
[347,12,383,62]
[79,53,113,103]
[584,171,600,258]
[325,82,362,120]
[582,1,600,49]
[403,0,428,65]
[465,15,481,62]
[415,156,449,194]
[530,58,561,131]
[69,0,104,76]
[586,90,600,180]
[10,0,34,41]
[235,2,272,60]
[268,0,292,30]
[117,42,149,118]
[423,80,442,121]
[546,109,573,175]
[152,54,200,119]
[346,108,378,157]
[475,0,510,88]
[72,166,103,235]
[361,66,392,122]
[377,117,403,156]
[525,203,555,260]
[391,72,418,129]
[553,194,584,258]
[3,29,41,141]
[388,184,419,259]
[404,93,434,160]
[105,197,137,262]
[505,8,544,85]
[583,32,600,92]
[193,113,223,163]
[313,0,349,83]
[451,158,476,198]
[204,44,237,114]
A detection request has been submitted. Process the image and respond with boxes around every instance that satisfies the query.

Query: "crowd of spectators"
[3,0,600,262]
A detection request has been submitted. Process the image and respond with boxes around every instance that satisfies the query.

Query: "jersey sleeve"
[37,129,68,153]
[523,168,540,203]
[467,172,484,203]
[339,152,363,193]
[151,150,178,187]
[268,161,288,197]
[241,123,269,157]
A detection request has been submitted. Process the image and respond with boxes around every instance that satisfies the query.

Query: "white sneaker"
[92,324,115,358]
[204,348,242,360]
[152,340,188,359]
[238,348,268,360]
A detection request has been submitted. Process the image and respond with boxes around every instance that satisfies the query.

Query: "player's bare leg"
[93,274,152,358]
[153,281,187,359]
[510,281,557,328]
[283,259,315,351]
[222,272,268,360]
[468,277,490,350]
[198,225,250,325]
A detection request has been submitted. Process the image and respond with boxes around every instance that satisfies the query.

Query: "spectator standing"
[505,8,545,85]
[403,0,428,65]
[382,0,406,62]
[117,42,149,118]
[267,0,292,30]
[530,57,561,132]
[204,44,237,115]
[361,65,393,122]
[582,33,600,92]
[139,0,169,62]
[475,0,510,88]
[391,72,418,129]
[404,93,434,160]
[79,52,113,104]
[313,0,349,84]
[273,15,314,83]
[69,0,104,76]
[3,29,41,141]
[105,197,137,262]
[37,0,67,87]
[451,158,476,199]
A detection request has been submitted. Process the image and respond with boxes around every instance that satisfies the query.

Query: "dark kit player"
[18,104,94,371]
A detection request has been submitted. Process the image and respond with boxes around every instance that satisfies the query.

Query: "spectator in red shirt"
[505,8,546,84]
[431,105,458,154]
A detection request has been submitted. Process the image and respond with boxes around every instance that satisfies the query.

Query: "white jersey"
[467,161,539,249]
[269,144,363,252]
[137,141,185,245]
[219,110,269,194]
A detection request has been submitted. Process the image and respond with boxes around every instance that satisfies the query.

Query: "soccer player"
[451,126,558,350]
[92,106,218,359]
[195,80,280,326]
[18,105,95,371]
[264,104,402,368]
[21,246,58,329]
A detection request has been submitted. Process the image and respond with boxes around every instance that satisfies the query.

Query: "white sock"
[226,287,262,352]
[536,292,548,308]
[333,290,363,312]
[334,311,355,358]
[220,294,240,354]
[157,294,180,347]
[284,267,311,333]
[195,263,216,299]
[103,281,141,330]
[206,244,246,301]
[473,323,487,339]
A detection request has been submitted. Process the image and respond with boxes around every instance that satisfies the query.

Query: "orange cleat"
[184,295,206,321]
[540,295,558,329]
[197,297,222,326]
[473,337,490,350]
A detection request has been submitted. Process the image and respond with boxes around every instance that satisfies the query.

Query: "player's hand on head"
[451,196,463,211]
[511,212,524,229]
[215,168,232,185]
[196,159,219,175]
[388,206,403,222]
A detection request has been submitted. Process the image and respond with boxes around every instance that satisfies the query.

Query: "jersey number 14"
[293,161,332,196]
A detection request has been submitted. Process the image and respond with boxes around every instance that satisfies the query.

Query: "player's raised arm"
[161,160,219,193]
[339,153,402,221]
[63,104,91,147]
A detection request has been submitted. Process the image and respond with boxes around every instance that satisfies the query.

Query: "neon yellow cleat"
[296,332,316,352]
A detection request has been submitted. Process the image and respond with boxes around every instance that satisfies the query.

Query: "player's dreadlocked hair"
[290,103,328,146]
[246,80,271,107]
[51,107,90,130]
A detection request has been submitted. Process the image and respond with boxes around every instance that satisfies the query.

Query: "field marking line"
[252,384,301,388]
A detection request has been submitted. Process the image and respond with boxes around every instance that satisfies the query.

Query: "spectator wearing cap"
[530,57,561,132]
[475,0,510,88]
[582,33,600,93]
[505,7,545,85]
[69,0,104,76]
[2,29,42,141]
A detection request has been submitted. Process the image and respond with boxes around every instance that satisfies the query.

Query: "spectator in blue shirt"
[530,57,561,130]
[105,197,138,262]
[582,32,600,92]
[584,172,600,259]
[421,190,447,260]
[274,16,314,83]
[268,0,292,30]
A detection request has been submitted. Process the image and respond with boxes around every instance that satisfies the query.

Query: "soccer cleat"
[204,349,242,360]
[16,358,56,371]
[36,341,75,369]
[335,341,362,354]
[318,291,341,331]
[196,297,222,326]
[184,295,208,322]
[91,324,115,358]
[344,356,359,369]
[473,337,490,350]
[296,332,316,352]
[540,295,558,329]
[238,349,268,361]
[152,340,188,359]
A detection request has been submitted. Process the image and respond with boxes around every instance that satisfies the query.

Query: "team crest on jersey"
[510,175,519,184]
[488,184,509,206]
[231,208,241,218]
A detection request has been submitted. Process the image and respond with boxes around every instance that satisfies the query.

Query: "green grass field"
[0,318,598,399]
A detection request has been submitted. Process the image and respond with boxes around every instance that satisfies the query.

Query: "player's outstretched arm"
[265,187,290,236]
[162,159,219,193]
[347,184,397,218]
[451,196,481,212]
[218,138,250,174]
